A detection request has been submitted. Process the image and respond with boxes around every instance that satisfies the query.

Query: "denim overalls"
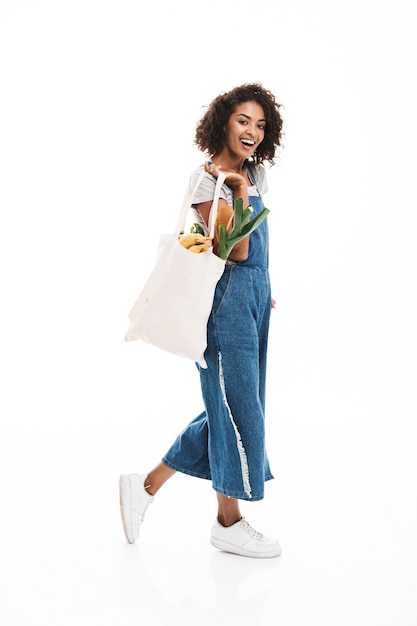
[162,166,274,501]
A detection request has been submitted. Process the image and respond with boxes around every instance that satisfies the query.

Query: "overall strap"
[245,162,260,193]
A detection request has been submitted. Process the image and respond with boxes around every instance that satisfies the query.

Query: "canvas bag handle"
[174,168,226,239]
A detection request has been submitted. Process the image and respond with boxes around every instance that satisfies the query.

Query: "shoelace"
[240,518,264,540]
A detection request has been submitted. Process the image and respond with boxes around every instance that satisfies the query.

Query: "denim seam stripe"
[218,350,252,499]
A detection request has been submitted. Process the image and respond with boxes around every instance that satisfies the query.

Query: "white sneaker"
[119,473,153,544]
[211,517,281,558]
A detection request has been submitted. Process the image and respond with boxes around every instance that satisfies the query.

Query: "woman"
[120,83,284,558]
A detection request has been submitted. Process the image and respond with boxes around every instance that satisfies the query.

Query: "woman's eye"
[239,119,247,125]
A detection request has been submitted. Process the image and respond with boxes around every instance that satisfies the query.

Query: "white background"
[1,1,416,624]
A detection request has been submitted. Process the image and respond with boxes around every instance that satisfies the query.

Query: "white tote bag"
[125,170,226,368]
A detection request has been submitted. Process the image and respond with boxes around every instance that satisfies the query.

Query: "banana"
[179,233,213,253]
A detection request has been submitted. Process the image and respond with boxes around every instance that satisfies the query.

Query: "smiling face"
[222,101,266,161]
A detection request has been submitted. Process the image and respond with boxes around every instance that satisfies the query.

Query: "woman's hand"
[204,161,246,193]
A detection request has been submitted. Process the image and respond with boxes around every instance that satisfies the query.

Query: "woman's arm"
[196,165,250,261]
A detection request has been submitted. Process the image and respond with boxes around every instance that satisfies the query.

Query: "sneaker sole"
[210,537,281,558]
[119,474,135,544]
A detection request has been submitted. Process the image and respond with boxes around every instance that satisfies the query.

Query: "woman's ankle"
[217,513,242,528]
[144,463,176,496]
[216,493,241,527]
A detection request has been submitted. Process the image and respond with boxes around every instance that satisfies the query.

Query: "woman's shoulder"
[189,163,205,182]
[188,164,215,195]
[189,164,231,206]
[188,164,215,192]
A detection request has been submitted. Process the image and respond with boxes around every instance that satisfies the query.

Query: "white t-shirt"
[189,163,268,236]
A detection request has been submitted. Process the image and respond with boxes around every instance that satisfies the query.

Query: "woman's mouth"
[240,139,255,151]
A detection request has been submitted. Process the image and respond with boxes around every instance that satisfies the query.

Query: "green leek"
[217,197,270,261]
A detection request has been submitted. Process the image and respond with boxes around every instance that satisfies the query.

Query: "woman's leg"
[145,469,242,528]
[216,494,241,527]
[145,470,241,527]
[144,462,176,496]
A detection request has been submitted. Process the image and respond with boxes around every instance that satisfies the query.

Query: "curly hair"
[195,83,284,166]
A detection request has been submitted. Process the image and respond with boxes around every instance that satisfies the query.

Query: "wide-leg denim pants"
[162,189,274,501]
